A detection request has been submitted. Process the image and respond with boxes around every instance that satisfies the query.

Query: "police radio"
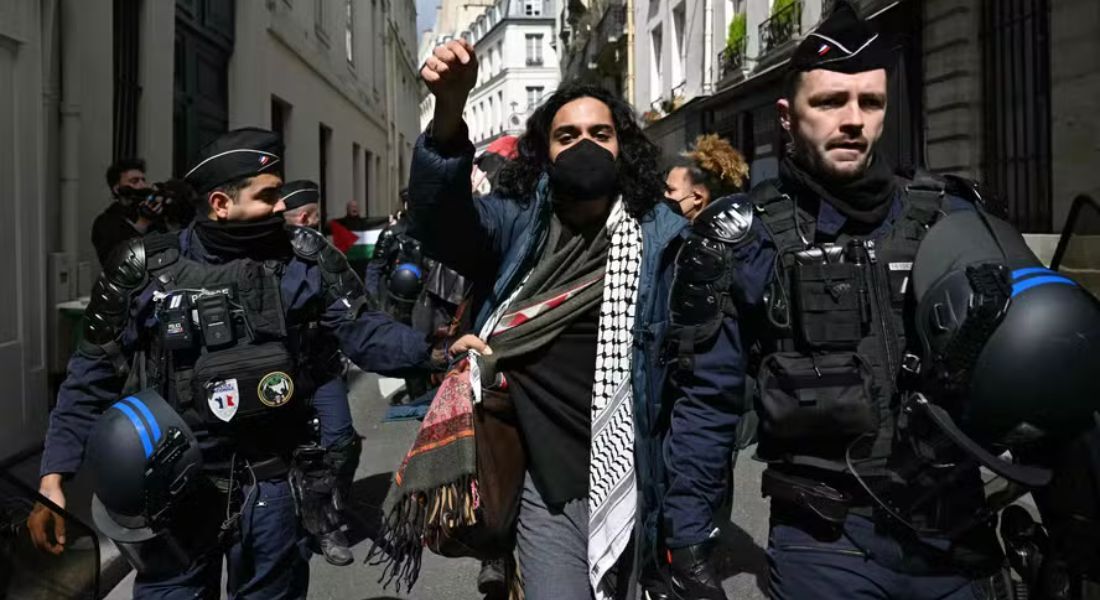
[197,294,234,348]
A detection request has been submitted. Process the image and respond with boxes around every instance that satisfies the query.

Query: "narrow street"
[107,368,770,599]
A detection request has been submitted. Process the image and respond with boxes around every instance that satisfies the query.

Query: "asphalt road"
[108,369,771,599]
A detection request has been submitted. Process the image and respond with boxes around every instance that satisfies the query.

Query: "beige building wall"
[1,0,418,459]
[231,0,394,220]
[1050,0,1100,227]
[921,0,984,180]
[137,0,176,182]
[0,0,50,457]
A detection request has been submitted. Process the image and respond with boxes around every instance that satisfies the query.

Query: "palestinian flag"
[328,216,388,261]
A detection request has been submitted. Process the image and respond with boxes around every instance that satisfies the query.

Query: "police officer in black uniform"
[366,191,424,310]
[659,3,1100,599]
[278,179,363,566]
[29,128,435,598]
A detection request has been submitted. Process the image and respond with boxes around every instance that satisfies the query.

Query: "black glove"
[668,541,729,600]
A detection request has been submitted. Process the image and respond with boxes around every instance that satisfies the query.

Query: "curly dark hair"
[495,84,664,219]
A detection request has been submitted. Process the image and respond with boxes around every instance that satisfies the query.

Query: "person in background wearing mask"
[92,158,166,266]
[393,38,685,599]
[664,134,748,222]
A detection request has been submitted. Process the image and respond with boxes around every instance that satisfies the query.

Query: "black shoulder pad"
[693,193,756,245]
[103,237,148,288]
[748,179,784,208]
[941,174,987,206]
[289,225,327,260]
[84,237,148,349]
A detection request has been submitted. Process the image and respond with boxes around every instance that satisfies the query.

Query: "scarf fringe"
[366,473,480,592]
[508,556,525,600]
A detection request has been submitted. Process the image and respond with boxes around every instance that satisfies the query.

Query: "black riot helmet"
[86,390,205,576]
[849,209,1100,538]
[388,262,424,302]
[911,210,1100,447]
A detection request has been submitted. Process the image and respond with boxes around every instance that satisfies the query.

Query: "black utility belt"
[191,342,302,427]
[205,455,290,489]
[761,468,872,524]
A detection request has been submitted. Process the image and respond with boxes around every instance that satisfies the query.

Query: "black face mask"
[547,139,619,202]
[194,212,293,261]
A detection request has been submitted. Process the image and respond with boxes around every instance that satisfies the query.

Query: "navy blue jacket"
[406,129,688,551]
[41,225,432,478]
[663,185,974,547]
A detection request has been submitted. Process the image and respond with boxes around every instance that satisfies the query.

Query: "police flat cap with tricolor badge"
[184,127,284,195]
[790,0,892,74]
[280,180,321,210]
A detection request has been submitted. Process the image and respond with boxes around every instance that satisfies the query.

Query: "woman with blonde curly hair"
[664,134,749,221]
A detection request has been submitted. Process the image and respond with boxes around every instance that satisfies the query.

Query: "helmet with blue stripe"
[86,389,204,575]
[912,209,1100,447]
[847,209,1100,538]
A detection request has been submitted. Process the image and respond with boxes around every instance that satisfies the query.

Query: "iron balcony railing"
[759,0,802,54]
[718,38,747,79]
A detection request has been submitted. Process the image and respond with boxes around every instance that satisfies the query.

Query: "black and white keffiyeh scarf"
[587,201,642,598]
[476,200,643,598]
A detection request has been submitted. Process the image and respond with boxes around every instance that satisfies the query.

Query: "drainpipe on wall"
[703,0,714,94]
[41,0,62,254]
[59,0,82,261]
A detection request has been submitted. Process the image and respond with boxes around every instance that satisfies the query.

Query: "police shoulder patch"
[257,371,294,407]
[693,194,754,245]
[208,378,240,422]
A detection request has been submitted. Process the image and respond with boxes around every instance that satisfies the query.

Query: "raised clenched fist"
[421,39,478,106]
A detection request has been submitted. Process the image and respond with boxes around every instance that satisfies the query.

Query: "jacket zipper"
[864,240,898,397]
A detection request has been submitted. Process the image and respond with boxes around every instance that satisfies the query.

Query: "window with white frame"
[524,0,542,16]
[496,41,504,73]
[672,2,685,86]
[345,0,354,64]
[526,86,544,110]
[489,96,496,135]
[650,26,663,103]
[525,34,544,65]
[724,0,745,38]
[314,0,327,41]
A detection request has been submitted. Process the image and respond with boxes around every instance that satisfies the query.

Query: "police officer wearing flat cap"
[29,127,435,598]
[658,2,1100,598]
[277,178,362,567]
[281,179,322,229]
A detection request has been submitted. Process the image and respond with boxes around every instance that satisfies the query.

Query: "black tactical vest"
[750,174,950,472]
[133,233,323,433]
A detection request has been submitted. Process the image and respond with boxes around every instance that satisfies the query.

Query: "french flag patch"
[818,44,831,56]
[259,155,270,166]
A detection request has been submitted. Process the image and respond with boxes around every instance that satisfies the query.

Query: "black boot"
[640,560,674,600]
[668,542,728,600]
[477,557,509,599]
[319,529,354,566]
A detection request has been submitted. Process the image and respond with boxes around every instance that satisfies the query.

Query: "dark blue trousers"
[768,510,995,600]
[132,479,310,600]
[312,376,355,448]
